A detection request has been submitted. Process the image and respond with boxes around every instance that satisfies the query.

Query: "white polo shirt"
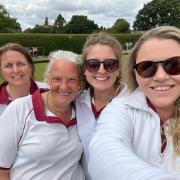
[0,89,84,180]
[0,80,48,115]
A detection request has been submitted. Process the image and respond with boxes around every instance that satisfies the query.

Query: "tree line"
[0,0,179,34]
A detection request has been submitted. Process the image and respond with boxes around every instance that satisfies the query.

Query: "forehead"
[1,50,27,63]
[86,44,116,59]
[136,38,180,63]
[50,59,80,76]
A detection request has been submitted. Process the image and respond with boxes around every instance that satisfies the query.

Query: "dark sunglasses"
[85,59,119,73]
[134,56,180,78]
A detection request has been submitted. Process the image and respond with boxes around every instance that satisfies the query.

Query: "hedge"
[0,33,142,55]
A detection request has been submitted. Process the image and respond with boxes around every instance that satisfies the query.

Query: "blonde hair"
[81,32,122,89]
[126,26,180,155]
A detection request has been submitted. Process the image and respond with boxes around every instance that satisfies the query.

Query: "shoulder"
[35,81,48,89]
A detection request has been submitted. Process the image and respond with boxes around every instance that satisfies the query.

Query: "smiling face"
[135,38,180,110]
[48,59,80,109]
[0,50,32,86]
[84,44,119,93]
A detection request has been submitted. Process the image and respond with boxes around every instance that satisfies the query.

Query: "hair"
[0,43,35,79]
[81,32,122,89]
[44,50,82,87]
[126,26,180,155]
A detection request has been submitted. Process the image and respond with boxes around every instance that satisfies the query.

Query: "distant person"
[75,32,129,180]
[0,43,47,115]
[0,50,85,180]
[88,26,180,180]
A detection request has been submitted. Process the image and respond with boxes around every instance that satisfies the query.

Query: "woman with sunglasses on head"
[0,50,85,180]
[88,26,180,180]
[0,43,47,115]
[75,32,129,180]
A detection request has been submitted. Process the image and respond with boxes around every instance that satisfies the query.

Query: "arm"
[0,100,22,173]
[88,98,180,180]
[0,169,10,180]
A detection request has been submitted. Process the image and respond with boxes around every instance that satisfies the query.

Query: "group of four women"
[0,25,179,180]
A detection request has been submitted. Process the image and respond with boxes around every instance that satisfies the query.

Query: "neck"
[93,85,118,111]
[45,92,72,124]
[6,81,31,100]
[155,105,175,123]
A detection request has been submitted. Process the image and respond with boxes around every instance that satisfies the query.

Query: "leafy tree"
[53,14,66,33]
[0,4,21,32]
[133,0,180,30]
[31,24,54,33]
[110,18,130,33]
[64,15,99,34]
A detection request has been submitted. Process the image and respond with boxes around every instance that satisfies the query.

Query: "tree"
[110,18,130,33]
[53,14,66,33]
[31,24,54,33]
[0,4,21,32]
[64,15,99,34]
[133,0,180,30]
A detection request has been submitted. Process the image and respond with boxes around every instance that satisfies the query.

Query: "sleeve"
[88,98,180,180]
[0,100,23,169]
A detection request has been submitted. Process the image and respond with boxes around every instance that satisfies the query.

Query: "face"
[48,59,80,108]
[84,44,119,93]
[135,38,180,110]
[0,50,32,87]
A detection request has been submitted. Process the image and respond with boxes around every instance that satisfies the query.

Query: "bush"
[0,33,142,55]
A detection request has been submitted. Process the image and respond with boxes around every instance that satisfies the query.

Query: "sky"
[1,0,152,30]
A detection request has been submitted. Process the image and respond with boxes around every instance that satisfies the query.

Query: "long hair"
[126,26,180,155]
[81,32,122,90]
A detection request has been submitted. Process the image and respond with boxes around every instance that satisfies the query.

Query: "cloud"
[2,0,151,30]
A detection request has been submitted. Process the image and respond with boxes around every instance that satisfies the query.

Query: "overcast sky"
[2,0,151,30]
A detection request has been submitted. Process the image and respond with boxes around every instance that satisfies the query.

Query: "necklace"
[46,91,72,123]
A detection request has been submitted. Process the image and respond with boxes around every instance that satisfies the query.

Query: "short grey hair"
[44,50,82,82]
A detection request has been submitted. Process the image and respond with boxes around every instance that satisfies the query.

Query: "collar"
[0,80,39,105]
[32,89,77,128]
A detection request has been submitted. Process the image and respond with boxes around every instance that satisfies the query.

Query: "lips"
[12,75,23,79]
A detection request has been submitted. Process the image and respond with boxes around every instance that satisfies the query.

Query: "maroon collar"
[0,80,39,105]
[32,89,77,128]
[147,98,163,126]
[91,102,104,120]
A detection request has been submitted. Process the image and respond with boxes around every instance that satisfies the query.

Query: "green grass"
[0,55,128,84]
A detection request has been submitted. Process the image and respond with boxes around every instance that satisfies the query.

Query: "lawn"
[0,54,129,84]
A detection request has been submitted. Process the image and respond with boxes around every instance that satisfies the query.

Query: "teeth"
[58,92,71,96]
[12,75,22,79]
[95,77,108,81]
[153,86,172,91]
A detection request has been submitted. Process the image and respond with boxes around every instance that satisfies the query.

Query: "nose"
[97,63,106,73]
[60,80,68,90]
[12,64,19,73]
[153,64,170,81]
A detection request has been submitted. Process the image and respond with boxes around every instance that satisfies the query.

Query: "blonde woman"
[88,26,180,180]
[75,32,129,180]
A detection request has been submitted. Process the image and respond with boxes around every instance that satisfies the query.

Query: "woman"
[0,43,47,114]
[0,50,85,180]
[88,26,180,180]
[76,32,129,179]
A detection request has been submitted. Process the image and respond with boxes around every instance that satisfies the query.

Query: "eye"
[17,62,27,67]
[52,77,61,82]
[3,63,13,69]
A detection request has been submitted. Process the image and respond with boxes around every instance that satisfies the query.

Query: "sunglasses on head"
[85,59,119,73]
[134,56,180,78]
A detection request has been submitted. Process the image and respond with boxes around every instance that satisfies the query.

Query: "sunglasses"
[134,56,180,78]
[85,59,119,73]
